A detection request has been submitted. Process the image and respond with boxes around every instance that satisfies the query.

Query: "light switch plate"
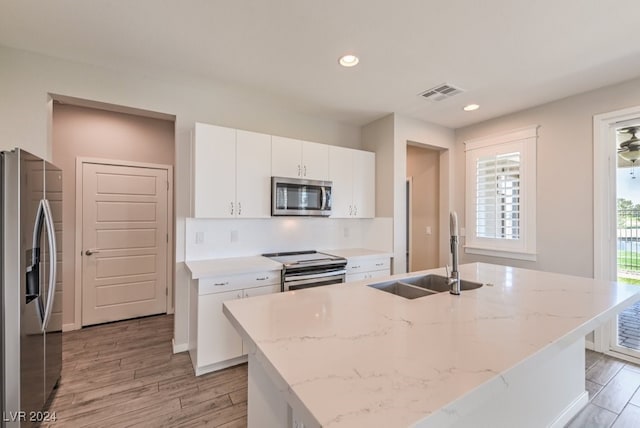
[195,232,204,244]
[230,230,239,242]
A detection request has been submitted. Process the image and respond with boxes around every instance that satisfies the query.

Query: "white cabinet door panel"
[194,124,236,218]
[198,290,242,367]
[353,150,375,218]
[236,130,271,218]
[329,146,354,218]
[271,136,302,178]
[243,284,280,299]
[302,141,329,180]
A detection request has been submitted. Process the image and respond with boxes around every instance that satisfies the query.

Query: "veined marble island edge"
[223,263,640,428]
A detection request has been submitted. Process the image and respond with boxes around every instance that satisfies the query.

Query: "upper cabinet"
[271,136,329,181]
[193,122,376,219]
[193,123,271,218]
[329,146,375,218]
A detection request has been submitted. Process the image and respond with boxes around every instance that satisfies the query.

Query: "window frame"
[464,125,538,261]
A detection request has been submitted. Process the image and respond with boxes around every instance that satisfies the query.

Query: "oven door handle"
[285,273,345,289]
[285,269,346,282]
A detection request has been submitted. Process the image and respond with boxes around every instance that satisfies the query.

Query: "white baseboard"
[550,391,589,428]
[585,340,595,351]
[62,322,80,332]
[172,339,189,354]
[194,355,247,377]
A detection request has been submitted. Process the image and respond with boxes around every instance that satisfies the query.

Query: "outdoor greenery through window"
[617,197,640,285]
[464,125,537,261]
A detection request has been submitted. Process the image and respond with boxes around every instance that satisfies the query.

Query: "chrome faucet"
[449,211,461,295]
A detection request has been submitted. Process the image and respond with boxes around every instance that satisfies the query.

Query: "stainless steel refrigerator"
[1,149,62,427]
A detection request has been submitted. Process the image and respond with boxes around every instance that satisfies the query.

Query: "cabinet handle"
[214,282,229,286]
[349,205,352,215]
[238,202,242,215]
[256,276,268,281]
[303,165,307,176]
[353,205,357,216]
[351,265,361,269]
[298,164,301,176]
[237,292,242,299]
[230,202,234,215]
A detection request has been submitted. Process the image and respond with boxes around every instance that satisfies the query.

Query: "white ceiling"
[2,0,640,129]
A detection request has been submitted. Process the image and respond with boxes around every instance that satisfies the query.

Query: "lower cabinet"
[345,256,391,282]
[189,272,280,376]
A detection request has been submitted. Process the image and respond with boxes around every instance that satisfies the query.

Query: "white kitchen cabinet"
[193,123,271,218]
[345,256,391,282]
[197,290,243,368]
[189,270,281,376]
[193,123,236,218]
[236,130,272,218]
[329,146,375,218]
[271,135,329,180]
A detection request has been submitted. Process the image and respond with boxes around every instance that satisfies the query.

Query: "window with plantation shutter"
[476,152,520,239]
[465,126,537,261]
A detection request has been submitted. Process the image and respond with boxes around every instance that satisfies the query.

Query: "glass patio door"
[612,125,640,360]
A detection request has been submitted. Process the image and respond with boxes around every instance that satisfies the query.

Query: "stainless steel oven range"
[262,251,347,292]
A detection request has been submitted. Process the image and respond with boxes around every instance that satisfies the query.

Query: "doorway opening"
[613,122,640,359]
[406,144,440,272]
[51,98,175,331]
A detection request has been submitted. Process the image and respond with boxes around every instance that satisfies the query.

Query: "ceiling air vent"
[419,83,464,101]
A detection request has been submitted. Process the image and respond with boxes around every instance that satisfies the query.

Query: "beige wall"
[52,104,175,327]
[0,45,361,348]
[455,75,640,278]
[407,145,440,271]
[362,114,395,218]
[362,114,455,274]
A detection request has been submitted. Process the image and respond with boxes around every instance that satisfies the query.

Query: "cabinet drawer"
[199,270,281,295]
[346,257,390,275]
[347,269,389,283]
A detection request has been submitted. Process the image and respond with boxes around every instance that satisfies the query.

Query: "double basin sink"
[368,274,483,299]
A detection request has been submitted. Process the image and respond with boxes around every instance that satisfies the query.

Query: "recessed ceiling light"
[339,54,359,67]
[463,104,480,111]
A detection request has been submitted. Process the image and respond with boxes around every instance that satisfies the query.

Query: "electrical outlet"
[344,227,349,238]
[195,232,204,244]
[230,230,239,242]
[425,226,432,235]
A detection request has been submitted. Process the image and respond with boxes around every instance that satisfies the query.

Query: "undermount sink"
[368,281,439,299]
[401,274,483,293]
[368,274,483,299]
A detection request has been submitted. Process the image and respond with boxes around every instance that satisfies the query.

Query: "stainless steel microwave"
[271,176,332,216]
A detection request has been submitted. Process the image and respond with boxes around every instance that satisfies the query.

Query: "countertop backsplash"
[185,217,393,261]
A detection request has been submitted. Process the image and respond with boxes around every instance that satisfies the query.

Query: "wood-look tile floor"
[47,314,640,427]
[46,314,248,427]
[566,349,640,427]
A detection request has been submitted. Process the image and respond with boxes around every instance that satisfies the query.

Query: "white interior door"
[81,162,168,326]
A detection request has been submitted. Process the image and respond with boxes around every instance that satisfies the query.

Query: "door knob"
[85,249,100,256]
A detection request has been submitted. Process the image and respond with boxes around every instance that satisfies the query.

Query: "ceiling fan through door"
[618,126,640,179]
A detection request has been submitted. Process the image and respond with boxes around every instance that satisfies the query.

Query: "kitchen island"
[223,263,640,427]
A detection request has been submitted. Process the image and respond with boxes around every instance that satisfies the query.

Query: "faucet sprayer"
[449,212,461,295]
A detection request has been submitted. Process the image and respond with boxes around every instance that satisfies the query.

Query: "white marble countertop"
[224,263,640,427]
[322,247,393,260]
[185,256,282,279]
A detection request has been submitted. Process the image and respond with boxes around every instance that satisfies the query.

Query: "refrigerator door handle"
[41,199,57,331]
[26,200,45,305]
